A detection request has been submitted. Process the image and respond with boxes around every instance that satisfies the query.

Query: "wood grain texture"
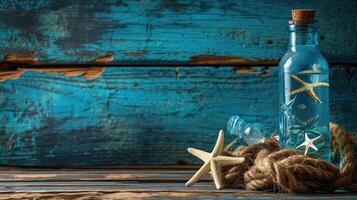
[0,0,356,63]
[0,167,355,199]
[0,167,207,182]
[1,191,355,200]
[0,65,356,166]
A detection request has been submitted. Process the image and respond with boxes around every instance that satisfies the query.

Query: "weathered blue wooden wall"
[0,0,356,166]
[0,66,356,166]
[0,0,356,63]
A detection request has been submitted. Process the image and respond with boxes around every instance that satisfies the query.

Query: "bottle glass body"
[227,115,266,145]
[279,23,330,161]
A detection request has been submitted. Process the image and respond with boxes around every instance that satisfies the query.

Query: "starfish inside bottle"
[279,9,330,161]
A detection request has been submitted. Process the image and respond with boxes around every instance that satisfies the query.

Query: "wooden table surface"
[0,166,355,199]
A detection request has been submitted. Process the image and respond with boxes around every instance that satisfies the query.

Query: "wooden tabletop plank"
[0,182,355,199]
[0,192,355,200]
[0,167,354,199]
[0,167,208,182]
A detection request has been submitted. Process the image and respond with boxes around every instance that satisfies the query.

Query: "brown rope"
[244,149,339,193]
[224,124,357,193]
[223,138,281,187]
[330,123,357,191]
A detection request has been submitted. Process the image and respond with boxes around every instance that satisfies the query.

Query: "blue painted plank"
[0,66,355,166]
[0,0,356,63]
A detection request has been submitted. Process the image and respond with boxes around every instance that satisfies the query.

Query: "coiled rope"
[223,123,357,193]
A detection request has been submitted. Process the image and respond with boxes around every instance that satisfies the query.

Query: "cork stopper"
[289,9,316,25]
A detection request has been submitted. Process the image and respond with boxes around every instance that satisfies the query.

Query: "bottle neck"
[288,23,319,52]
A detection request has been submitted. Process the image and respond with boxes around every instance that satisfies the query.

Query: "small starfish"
[296,133,321,155]
[289,75,329,103]
[281,96,296,117]
[185,130,245,189]
[297,64,322,75]
[289,115,319,136]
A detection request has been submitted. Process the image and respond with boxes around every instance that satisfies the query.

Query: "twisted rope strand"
[224,124,356,193]
[330,123,357,191]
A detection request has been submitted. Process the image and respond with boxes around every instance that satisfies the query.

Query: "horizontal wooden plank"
[0,191,355,200]
[0,168,206,182]
[0,168,355,199]
[0,0,356,63]
[0,65,356,166]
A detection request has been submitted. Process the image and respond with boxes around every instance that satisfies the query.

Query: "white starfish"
[296,133,321,155]
[185,130,245,189]
[289,75,329,103]
[297,64,322,75]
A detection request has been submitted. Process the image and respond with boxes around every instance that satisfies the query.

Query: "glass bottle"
[227,115,265,145]
[227,115,275,145]
[279,9,330,161]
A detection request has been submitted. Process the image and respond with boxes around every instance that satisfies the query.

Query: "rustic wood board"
[0,66,356,166]
[0,167,355,199]
[0,0,356,63]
